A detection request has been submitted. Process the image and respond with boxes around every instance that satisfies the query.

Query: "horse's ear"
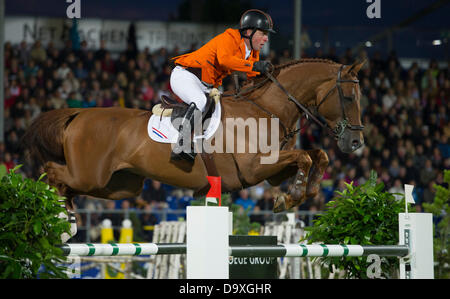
[346,59,366,75]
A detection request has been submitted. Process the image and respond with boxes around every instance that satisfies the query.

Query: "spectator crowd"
[1,36,448,242]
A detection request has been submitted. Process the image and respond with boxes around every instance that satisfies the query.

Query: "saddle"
[152,89,222,177]
[152,89,220,131]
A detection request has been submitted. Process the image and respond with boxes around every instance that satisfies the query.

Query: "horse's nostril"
[352,140,361,148]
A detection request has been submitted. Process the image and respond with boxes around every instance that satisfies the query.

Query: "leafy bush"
[422,169,450,279]
[0,166,70,278]
[302,171,408,279]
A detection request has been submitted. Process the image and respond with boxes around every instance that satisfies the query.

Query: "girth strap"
[200,152,219,177]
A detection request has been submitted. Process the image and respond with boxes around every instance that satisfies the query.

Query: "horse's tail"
[22,108,82,165]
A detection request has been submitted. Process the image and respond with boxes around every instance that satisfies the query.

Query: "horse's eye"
[345,87,357,102]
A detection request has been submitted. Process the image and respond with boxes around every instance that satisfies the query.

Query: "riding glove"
[252,60,271,74]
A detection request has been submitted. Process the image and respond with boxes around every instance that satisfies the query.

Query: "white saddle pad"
[148,102,222,144]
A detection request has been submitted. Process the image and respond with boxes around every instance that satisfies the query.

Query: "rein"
[232,63,364,148]
[232,75,295,150]
[267,64,365,140]
[256,65,364,149]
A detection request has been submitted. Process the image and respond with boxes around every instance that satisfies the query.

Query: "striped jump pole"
[230,244,410,257]
[59,212,434,279]
[59,200,433,279]
[59,243,186,256]
[60,243,409,258]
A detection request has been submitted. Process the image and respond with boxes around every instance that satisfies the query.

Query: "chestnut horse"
[23,58,365,217]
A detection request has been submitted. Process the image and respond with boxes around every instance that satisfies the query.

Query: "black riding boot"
[171,103,198,161]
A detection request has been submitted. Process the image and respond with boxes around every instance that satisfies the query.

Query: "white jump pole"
[186,176,229,279]
[186,206,229,279]
[399,184,434,279]
[399,212,434,279]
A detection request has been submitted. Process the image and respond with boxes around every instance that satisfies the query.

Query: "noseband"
[265,64,364,144]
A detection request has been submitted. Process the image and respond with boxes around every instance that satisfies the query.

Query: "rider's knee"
[195,97,207,112]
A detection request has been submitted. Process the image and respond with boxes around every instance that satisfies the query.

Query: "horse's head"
[315,60,366,153]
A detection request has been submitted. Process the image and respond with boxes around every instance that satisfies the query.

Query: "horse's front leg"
[265,149,329,212]
[240,150,313,212]
[305,149,329,199]
[284,150,329,206]
[273,153,314,212]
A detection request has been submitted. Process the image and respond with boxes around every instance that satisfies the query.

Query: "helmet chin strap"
[241,28,257,51]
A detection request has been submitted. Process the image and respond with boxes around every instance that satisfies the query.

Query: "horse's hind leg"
[45,161,75,192]
[89,169,145,200]
[45,162,71,199]
[45,162,78,242]
[45,159,112,195]
[305,149,329,199]
[57,197,78,243]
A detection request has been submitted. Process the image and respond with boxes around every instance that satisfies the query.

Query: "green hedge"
[303,170,408,279]
[423,169,450,279]
[0,165,70,278]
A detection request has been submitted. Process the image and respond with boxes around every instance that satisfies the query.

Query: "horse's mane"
[223,58,339,98]
[274,58,339,71]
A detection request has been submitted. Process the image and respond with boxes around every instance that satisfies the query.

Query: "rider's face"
[247,29,269,51]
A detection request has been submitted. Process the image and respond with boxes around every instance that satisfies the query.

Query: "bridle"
[315,64,365,139]
[261,64,364,148]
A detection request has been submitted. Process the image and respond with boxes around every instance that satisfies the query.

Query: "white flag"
[404,184,415,204]
[205,197,218,205]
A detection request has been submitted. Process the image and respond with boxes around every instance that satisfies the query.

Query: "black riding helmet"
[239,9,276,50]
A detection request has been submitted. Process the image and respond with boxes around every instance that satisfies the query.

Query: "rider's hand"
[252,60,271,74]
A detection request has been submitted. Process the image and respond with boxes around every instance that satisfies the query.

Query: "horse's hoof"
[273,195,287,213]
[273,194,295,213]
[306,182,320,199]
[295,171,305,186]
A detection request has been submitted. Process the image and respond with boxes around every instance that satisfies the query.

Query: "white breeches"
[170,66,211,112]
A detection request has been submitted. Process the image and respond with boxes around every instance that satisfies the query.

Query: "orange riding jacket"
[172,28,260,87]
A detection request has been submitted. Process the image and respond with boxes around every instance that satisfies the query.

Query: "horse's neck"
[253,63,332,129]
